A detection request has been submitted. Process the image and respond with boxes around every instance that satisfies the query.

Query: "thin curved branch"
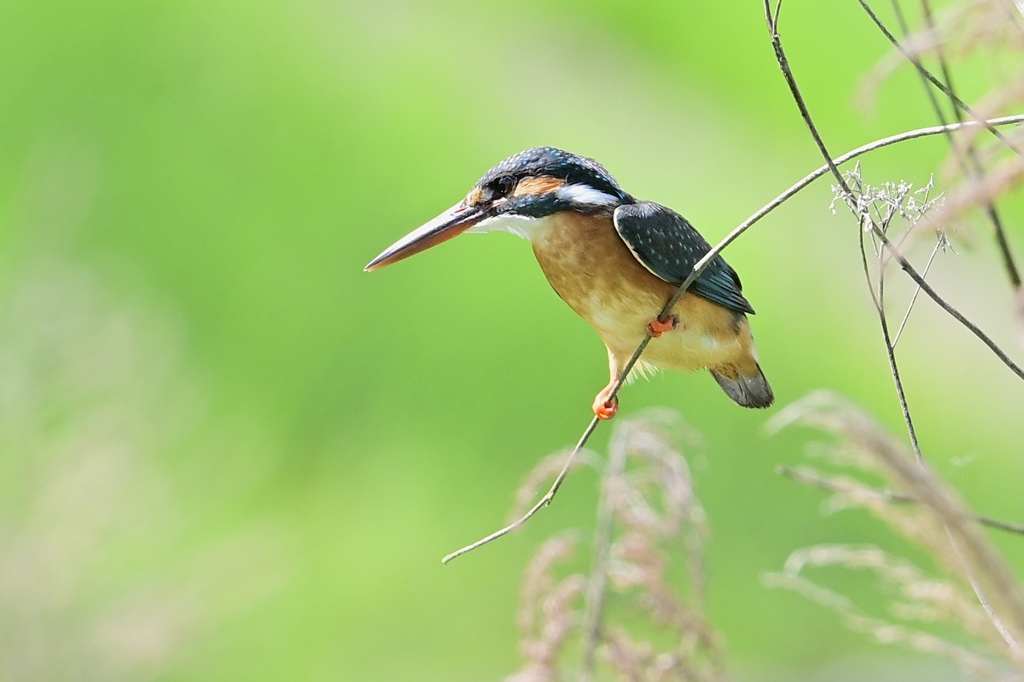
[441,111,1024,564]
[441,416,600,564]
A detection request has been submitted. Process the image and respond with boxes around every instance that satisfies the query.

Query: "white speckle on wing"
[557,183,618,208]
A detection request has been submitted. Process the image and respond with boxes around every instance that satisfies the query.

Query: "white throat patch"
[466,213,548,240]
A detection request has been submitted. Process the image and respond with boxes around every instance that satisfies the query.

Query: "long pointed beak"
[364,202,488,271]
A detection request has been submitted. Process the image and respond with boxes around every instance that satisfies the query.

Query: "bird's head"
[364,147,633,271]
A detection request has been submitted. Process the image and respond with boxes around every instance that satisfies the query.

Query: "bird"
[365,147,773,419]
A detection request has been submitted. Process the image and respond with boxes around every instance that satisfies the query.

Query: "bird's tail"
[709,360,774,409]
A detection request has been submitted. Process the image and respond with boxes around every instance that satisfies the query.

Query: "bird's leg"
[646,314,680,338]
[592,381,619,420]
[592,314,680,418]
[592,350,621,420]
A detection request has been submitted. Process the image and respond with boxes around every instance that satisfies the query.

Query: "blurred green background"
[2,0,1023,679]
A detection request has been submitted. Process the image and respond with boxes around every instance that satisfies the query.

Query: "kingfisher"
[365,147,773,419]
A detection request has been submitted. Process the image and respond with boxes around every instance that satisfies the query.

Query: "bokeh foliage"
[2,0,1023,679]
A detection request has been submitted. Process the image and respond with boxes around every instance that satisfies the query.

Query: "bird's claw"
[592,386,619,420]
[646,315,679,338]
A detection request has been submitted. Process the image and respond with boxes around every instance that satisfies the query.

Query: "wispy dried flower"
[855,0,1024,343]
[769,391,1024,677]
[506,411,728,682]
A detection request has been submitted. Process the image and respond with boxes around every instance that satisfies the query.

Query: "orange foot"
[646,315,680,338]
[592,384,619,420]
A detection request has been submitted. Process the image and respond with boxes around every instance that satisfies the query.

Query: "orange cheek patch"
[513,175,566,198]
[465,187,485,206]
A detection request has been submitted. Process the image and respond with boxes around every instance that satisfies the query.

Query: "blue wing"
[613,202,755,315]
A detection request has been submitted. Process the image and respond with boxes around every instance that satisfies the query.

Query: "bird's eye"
[493,176,515,197]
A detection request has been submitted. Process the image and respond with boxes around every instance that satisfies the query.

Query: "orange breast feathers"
[529,211,760,380]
